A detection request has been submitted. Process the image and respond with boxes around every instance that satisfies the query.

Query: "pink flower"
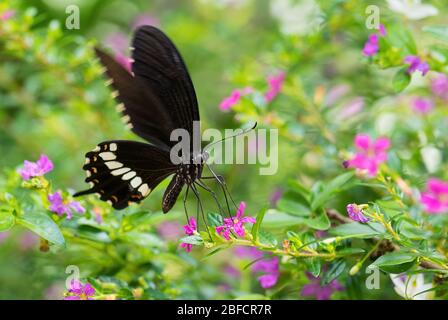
[0,232,9,243]
[157,221,183,241]
[264,72,285,103]
[346,204,370,223]
[412,97,433,114]
[180,217,197,252]
[301,273,343,300]
[431,73,448,101]
[48,191,85,220]
[252,257,279,289]
[132,14,160,29]
[104,32,128,54]
[115,53,132,73]
[362,34,379,57]
[64,281,95,300]
[379,24,387,37]
[234,246,264,259]
[223,264,241,278]
[404,55,429,76]
[216,202,256,240]
[18,154,53,180]
[337,97,364,120]
[0,10,15,21]
[420,178,448,214]
[219,87,252,111]
[19,232,39,251]
[345,134,390,176]
[220,90,241,111]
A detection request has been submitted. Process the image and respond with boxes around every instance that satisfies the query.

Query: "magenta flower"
[362,34,379,57]
[0,9,15,21]
[216,202,256,240]
[219,87,252,111]
[180,217,197,252]
[115,53,132,73]
[157,221,183,241]
[132,14,160,29]
[269,187,283,207]
[0,232,9,243]
[346,204,370,223]
[379,24,387,37]
[234,246,264,259]
[345,134,390,176]
[412,97,433,114]
[265,72,285,103]
[18,154,53,180]
[301,273,344,300]
[431,73,448,101]
[64,281,95,300]
[220,90,241,111]
[420,178,448,214]
[104,32,128,55]
[48,191,85,220]
[223,264,241,278]
[404,55,429,76]
[252,257,280,289]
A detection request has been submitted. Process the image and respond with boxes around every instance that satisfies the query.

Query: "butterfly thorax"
[162,162,203,213]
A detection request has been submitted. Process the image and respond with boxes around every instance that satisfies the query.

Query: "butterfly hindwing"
[74,140,177,209]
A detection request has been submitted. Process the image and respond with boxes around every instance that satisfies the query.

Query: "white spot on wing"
[130,176,142,188]
[138,184,150,197]
[111,167,131,176]
[122,171,136,180]
[109,143,117,152]
[99,152,116,161]
[85,158,90,164]
[116,103,125,112]
[105,161,122,170]
[93,146,100,152]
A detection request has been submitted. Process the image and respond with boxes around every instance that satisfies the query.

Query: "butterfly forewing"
[95,48,174,150]
[74,140,177,209]
[131,26,200,137]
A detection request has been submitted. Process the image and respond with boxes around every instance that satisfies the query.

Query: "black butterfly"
[74,26,217,214]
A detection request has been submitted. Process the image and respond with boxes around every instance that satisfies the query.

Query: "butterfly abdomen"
[162,174,185,213]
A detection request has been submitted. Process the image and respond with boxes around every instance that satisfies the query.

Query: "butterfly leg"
[190,183,212,240]
[194,179,228,219]
[183,184,190,221]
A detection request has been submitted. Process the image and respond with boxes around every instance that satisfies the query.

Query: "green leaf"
[76,225,112,243]
[303,209,331,230]
[207,212,223,228]
[311,172,354,210]
[369,252,417,273]
[251,207,267,242]
[277,198,310,217]
[423,25,448,42]
[119,231,164,248]
[287,179,310,200]
[262,209,305,229]
[392,67,411,93]
[304,258,321,277]
[258,230,277,247]
[179,234,203,245]
[322,260,346,285]
[16,211,65,246]
[329,222,385,239]
[0,209,15,232]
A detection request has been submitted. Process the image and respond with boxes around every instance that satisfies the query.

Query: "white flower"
[390,273,434,300]
[386,0,438,20]
[270,0,324,36]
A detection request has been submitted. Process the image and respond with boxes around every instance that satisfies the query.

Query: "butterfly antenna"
[202,121,257,155]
